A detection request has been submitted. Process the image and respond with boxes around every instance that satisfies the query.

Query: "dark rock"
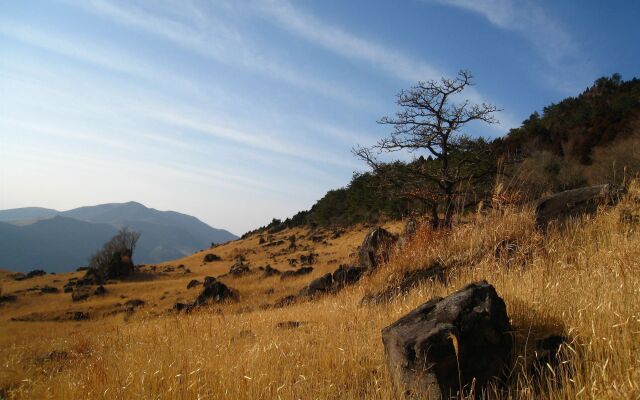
[66,311,89,321]
[63,286,74,293]
[358,227,398,271]
[40,286,59,294]
[299,273,333,297]
[193,281,239,307]
[273,295,298,308]
[382,281,511,399]
[203,253,221,263]
[535,184,625,229]
[203,276,216,286]
[187,279,201,289]
[0,295,18,304]
[94,285,107,296]
[76,266,88,272]
[173,302,189,312]
[299,252,317,265]
[10,272,26,281]
[276,321,303,329]
[280,267,313,280]
[361,262,446,305]
[262,265,281,278]
[26,269,47,279]
[331,265,366,291]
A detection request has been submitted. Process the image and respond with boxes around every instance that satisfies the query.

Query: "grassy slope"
[0,192,639,398]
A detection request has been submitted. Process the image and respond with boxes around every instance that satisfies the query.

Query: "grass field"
[1,192,639,399]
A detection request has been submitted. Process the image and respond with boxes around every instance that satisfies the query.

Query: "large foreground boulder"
[359,227,398,271]
[535,184,624,229]
[382,281,511,399]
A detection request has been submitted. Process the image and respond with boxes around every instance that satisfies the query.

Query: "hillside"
[0,202,237,273]
[0,186,638,399]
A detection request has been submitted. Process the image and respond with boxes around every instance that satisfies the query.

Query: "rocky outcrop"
[359,227,398,271]
[535,184,624,229]
[280,267,313,280]
[382,281,511,399]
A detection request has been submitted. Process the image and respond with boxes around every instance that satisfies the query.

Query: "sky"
[1,0,639,235]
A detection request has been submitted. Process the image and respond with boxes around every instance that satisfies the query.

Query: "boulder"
[94,285,107,296]
[331,265,366,291]
[203,253,221,263]
[535,184,624,229]
[203,276,216,286]
[299,273,333,297]
[193,281,239,307]
[382,281,511,399]
[359,227,398,271]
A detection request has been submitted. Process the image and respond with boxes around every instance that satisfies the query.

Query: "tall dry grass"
[1,193,639,399]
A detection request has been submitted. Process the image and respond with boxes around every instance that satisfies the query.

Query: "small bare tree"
[353,70,500,227]
[88,227,141,282]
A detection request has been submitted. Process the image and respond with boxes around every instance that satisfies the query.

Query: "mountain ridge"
[0,202,237,273]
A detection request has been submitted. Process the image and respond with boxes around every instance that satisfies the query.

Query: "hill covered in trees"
[249,74,640,235]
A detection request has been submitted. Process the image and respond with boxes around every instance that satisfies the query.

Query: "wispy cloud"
[427,0,591,92]
[62,0,367,108]
[254,0,441,83]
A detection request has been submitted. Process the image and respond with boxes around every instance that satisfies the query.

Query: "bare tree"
[88,227,141,281]
[353,70,500,227]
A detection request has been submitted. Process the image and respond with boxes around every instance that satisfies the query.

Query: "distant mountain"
[0,207,58,223]
[0,202,237,273]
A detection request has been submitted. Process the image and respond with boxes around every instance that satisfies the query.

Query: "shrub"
[87,227,140,283]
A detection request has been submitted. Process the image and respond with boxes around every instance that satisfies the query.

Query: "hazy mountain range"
[0,202,237,273]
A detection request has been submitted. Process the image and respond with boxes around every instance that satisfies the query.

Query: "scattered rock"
[173,302,189,312]
[66,311,89,321]
[535,184,625,229]
[261,265,281,278]
[94,285,107,296]
[358,227,398,271]
[203,276,216,286]
[299,252,317,265]
[10,272,26,281]
[382,280,511,399]
[331,264,366,290]
[276,321,303,329]
[273,295,298,308]
[40,286,59,294]
[361,262,446,305]
[280,267,313,280]
[193,281,239,307]
[299,273,333,297]
[187,279,201,289]
[203,253,221,263]
[0,295,17,304]
[229,258,251,277]
[26,269,47,279]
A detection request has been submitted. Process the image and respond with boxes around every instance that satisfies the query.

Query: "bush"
[87,227,140,283]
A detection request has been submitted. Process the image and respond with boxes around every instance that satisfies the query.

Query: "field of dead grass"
[1,193,639,399]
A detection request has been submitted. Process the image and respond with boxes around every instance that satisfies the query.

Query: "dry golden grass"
[1,194,639,399]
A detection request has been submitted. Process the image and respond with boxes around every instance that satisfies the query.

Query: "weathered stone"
[193,281,238,306]
[382,280,511,399]
[359,227,398,271]
[203,253,221,263]
[535,184,624,229]
[299,273,333,297]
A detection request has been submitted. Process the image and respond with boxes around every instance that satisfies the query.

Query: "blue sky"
[1,0,638,234]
